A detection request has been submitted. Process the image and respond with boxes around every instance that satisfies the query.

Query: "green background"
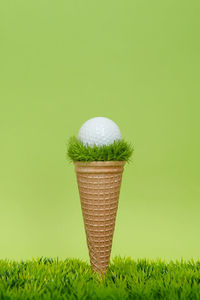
[0,0,199,262]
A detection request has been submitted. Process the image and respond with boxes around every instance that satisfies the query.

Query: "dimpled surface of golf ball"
[78,117,122,147]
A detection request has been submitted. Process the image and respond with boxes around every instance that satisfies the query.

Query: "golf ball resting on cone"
[78,117,122,147]
[67,117,133,275]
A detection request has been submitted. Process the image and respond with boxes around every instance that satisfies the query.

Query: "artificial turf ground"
[0,257,200,300]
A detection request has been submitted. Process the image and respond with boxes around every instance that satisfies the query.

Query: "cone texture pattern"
[74,161,125,274]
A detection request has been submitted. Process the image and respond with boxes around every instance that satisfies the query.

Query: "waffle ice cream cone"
[74,161,125,275]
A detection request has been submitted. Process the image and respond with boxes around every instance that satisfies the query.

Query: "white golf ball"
[78,117,122,147]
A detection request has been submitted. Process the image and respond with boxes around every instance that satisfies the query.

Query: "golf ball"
[78,117,122,147]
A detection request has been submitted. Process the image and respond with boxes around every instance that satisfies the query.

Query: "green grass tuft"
[67,136,134,162]
[1,257,200,299]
